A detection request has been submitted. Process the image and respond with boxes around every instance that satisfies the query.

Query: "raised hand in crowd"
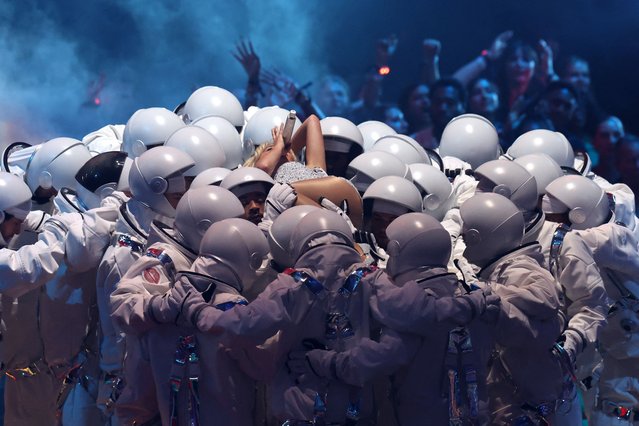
[375,33,398,68]
[453,30,513,86]
[485,30,514,61]
[261,68,299,106]
[262,68,322,119]
[232,39,262,108]
[420,38,441,84]
[537,39,558,83]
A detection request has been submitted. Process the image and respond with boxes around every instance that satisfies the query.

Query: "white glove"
[319,197,357,234]
[259,183,297,234]
[442,156,473,180]
[451,174,478,207]
[148,273,210,326]
[21,210,51,233]
[453,257,479,285]
[263,183,297,222]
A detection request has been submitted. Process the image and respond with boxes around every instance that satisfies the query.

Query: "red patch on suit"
[146,248,164,258]
[143,267,161,284]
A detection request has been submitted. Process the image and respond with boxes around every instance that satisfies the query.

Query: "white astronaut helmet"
[173,186,244,252]
[25,137,93,193]
[164,126,226,176]
[117,157,133,192]
[0,171,32,223]
[507,129,575,167]
[319,116,365,177]
[408,163,454,220]
[438,113,500,169]
[190,167,231,189]
[268,205,321,269]
[346,151,411,194]
[220,167,275,200]
[121,108,185,159]
[199,218,270,292]
[425,148,445,172]
[2,141,34,177]
[173,100,186,118]
[191,115,244,168]
[385,212,452,279]
[128,146,195,218]
[542,175,611,230]
[242,106,302,148]
[357,120,396,152]
[183,86,245,128]
[371,134,431,165]
[362,175,423,218]
[513,153,563,196]
[474,159,539,213]
[460,193,525,267]
[289,209,355,264]
[321,116,365,153]
[572,150,592,176]
[74,151,128,210]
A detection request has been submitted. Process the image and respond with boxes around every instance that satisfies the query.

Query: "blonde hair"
[242,142,297,168]
[243,142,273,168]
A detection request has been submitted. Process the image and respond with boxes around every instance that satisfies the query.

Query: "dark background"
[0,0,637,144]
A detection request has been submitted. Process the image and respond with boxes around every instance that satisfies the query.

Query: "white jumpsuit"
[114,251,269,426]
[95,199,164,424]
[566,223,639,425]
[110,222,196,425]
[2,196,120,425]
[478,243,564,425]
[192,244,381,424]
[301,267,495,425]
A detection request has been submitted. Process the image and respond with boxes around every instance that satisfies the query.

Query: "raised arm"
[356,35,398,109]
[254,124,287,176]
[420,39,441,85]
[536,39,558,85]
[290,115,326,171]
[452,30,513,86]
[261,68,324,119]
[232,39,262,109]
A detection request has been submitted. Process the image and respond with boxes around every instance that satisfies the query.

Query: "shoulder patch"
[146,247,164,259]
[146,247,174,267]
[114,233,144,254]
[215,299,248,311]
[287,269,324,295]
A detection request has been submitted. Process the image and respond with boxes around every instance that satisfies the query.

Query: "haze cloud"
[0,0,326,143]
